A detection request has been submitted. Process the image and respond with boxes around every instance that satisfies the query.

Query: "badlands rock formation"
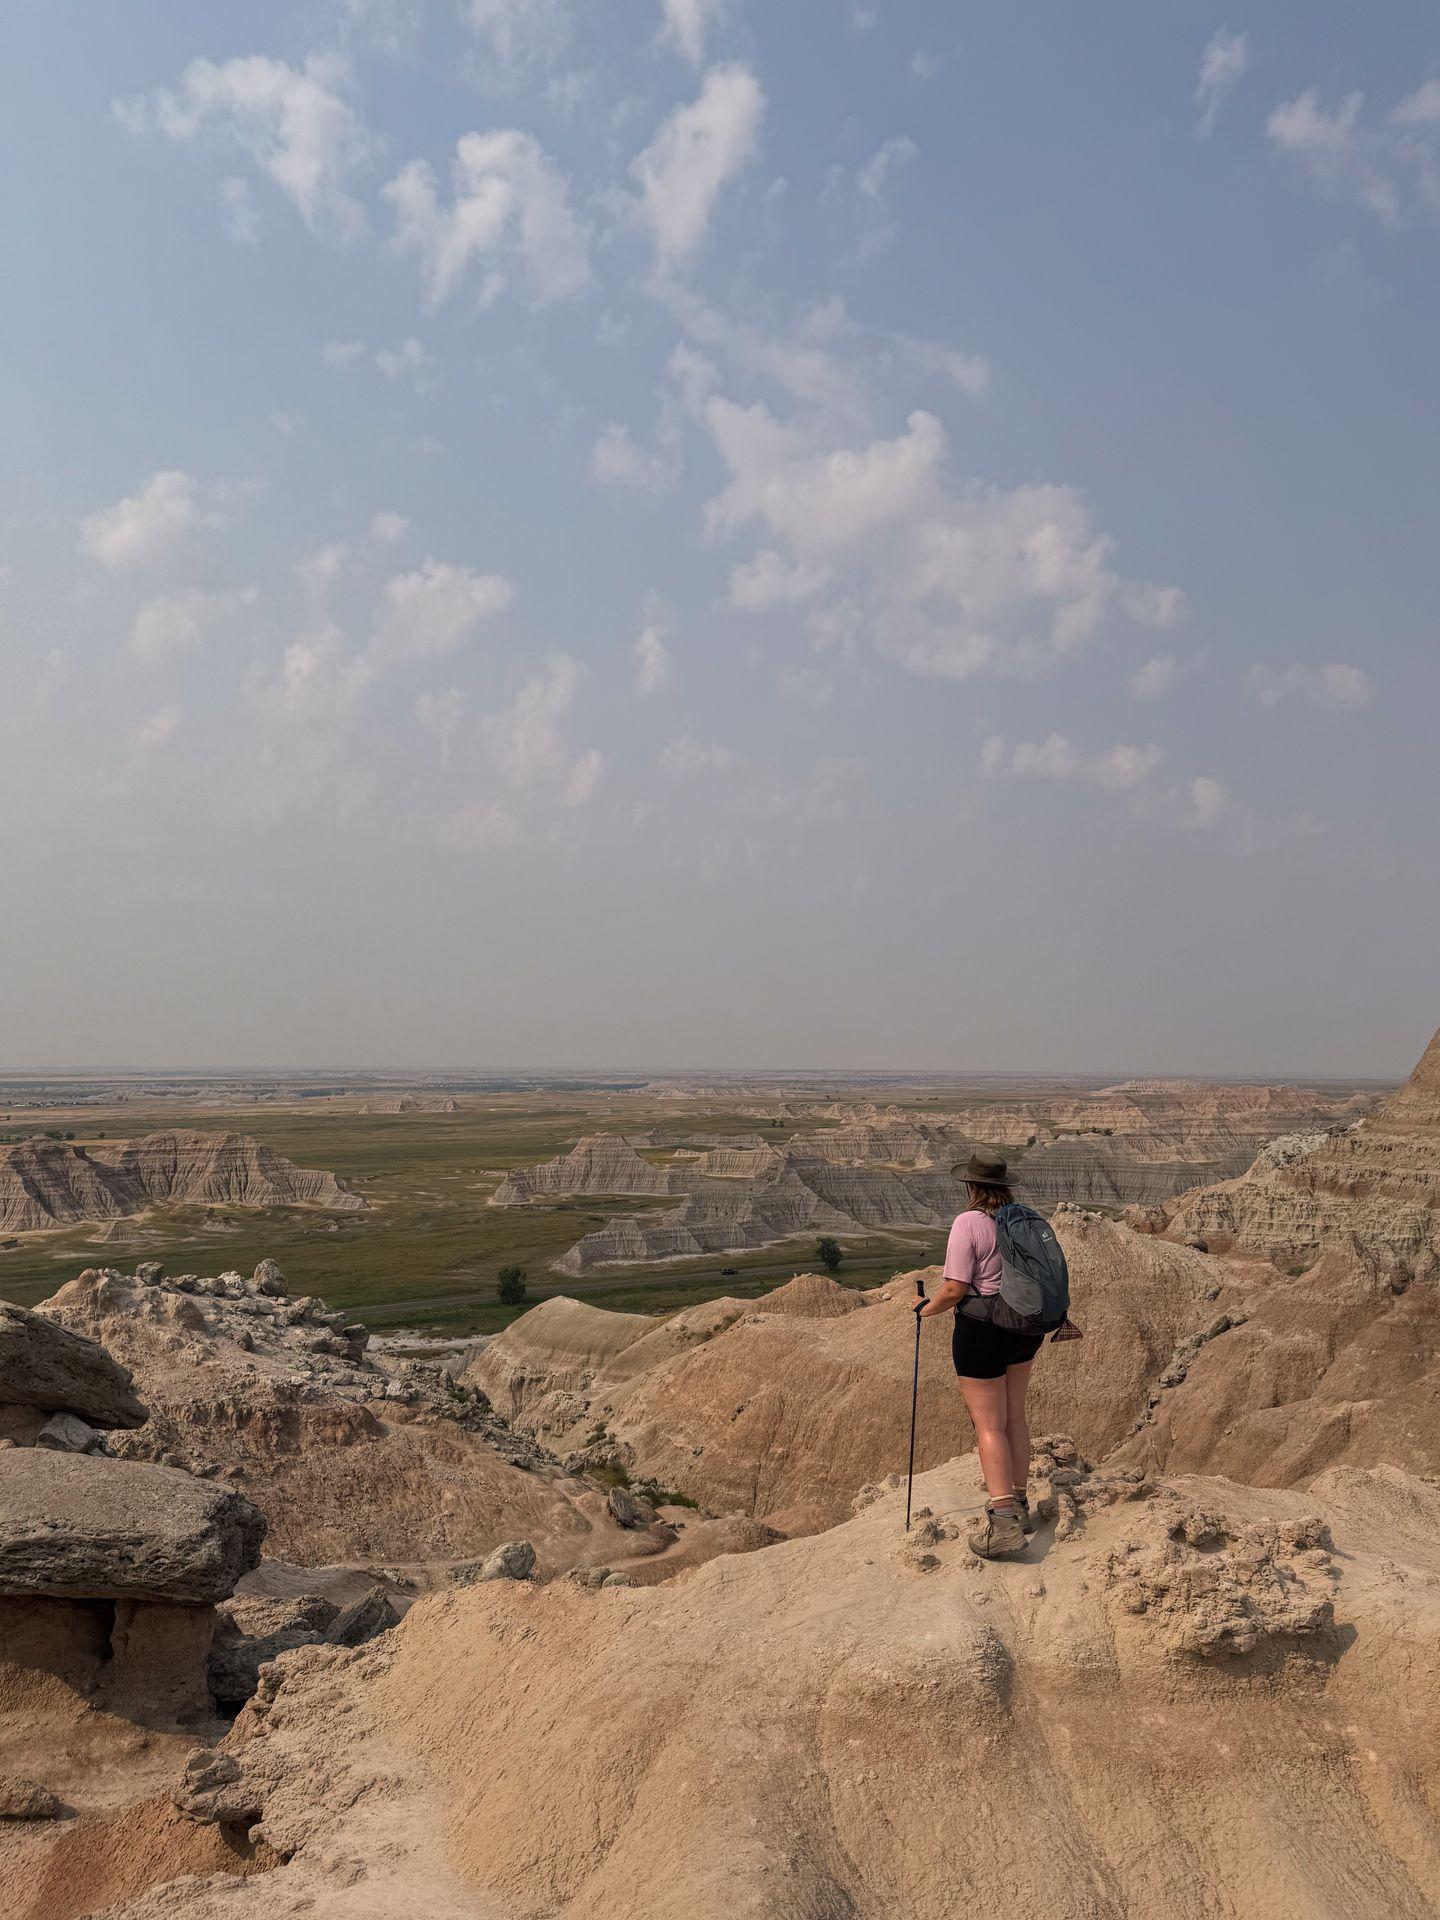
[0,1131,362,1235]
[492,1134,690,1203]
[470,1219,1238,1531]
[62,1455,1440,1920]
[497,1076,1372,1274]
[1109,1025,1440,1486]
[33,1262,682,1581]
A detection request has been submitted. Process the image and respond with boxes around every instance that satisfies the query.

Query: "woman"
[912,1150,1042,1559]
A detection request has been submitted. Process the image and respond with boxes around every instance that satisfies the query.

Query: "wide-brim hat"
[954,1150,1009,1186]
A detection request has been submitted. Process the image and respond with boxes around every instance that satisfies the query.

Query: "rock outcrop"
[79,1456,1440,1920]
[470,1220,1235,1531]
[0,1130,363,1234]
[31,1263,694,1581]
[493,1074,1375,1275]
[0,1451,265,1604]
[0,1301,147,1428]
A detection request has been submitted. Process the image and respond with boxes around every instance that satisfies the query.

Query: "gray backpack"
[988,1203,1070,1334]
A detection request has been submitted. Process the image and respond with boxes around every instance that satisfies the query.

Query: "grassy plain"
[0,1101,947,1333]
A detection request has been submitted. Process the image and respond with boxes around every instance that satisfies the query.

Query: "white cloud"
[1129,652,1180,701]
[897,335,992,399]
[322,338,367,367]
[115,54,372,242]
[857,136,918,205]
[482,655,601,803]
[255,626,369,728]
[372,559,514,666]
[1393,80,1440,131]
[341,0,423,55]
[1266,89,1405,226]
[728,548,829,610]
[220,174,261,246]
[415,686,465,766]
[126,587,255,666]
[1195,29,1250,138]
[697,396,1180,681]
[591,423,679,493]
[660,0,727,67]
[461,0,572,86]
[385,130,591,310]
[370,511,410,545]
[632,65,765,269]
[375,337,440,389]
[1247,660,1374,712]
[1187,775,1229,828]
[983,733,1164,793]
[131,703,182,755]
[659,734,736,774]
[634,605,672,694]
[295,543,348,595]
[80,471,204,573]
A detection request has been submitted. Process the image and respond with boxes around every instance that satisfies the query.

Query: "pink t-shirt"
[943,1209,1002,1296]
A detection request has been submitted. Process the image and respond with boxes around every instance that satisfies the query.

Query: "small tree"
[496,1264,528,1306]
[815,1236,842,1274]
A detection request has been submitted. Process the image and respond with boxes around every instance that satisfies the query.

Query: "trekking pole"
[905,1278,925,1531]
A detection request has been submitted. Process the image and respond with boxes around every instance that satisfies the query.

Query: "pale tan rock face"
[470,1225,1230,1532]
[1108,1026,1440,1488]
[0,1128,363,1234]
[0,1451,265,1603]
[0,1302,146,1428]
[83,1458,1440,1920]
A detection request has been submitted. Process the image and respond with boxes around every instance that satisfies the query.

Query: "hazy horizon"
[3,2,1437,1079]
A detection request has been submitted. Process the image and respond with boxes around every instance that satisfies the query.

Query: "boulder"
[209,1594,337,1707]
[252,1258,287,1297]
[607,1486,658,1529]
[0,1450,265,1603]
[328,1585,399,1646]
[459,1540,537,1584]
[0,1302,146,1428]
[0,1775,64,1820]
[35,1411,99,1454]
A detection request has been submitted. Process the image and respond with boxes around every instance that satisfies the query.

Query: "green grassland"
[0,1102,946,1333]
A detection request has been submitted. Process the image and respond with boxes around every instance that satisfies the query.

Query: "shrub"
[815,1236,843,1273]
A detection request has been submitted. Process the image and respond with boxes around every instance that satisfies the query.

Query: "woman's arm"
[913,1277,965,1319]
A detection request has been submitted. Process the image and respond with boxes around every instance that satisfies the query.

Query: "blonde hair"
[966,1181,1015,1214]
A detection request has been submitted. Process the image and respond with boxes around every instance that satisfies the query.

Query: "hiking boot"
[967,1504,1026,1559]
[1013,1492,1036,1534]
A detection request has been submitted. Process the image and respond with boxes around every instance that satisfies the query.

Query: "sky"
[1,0,1437,1078]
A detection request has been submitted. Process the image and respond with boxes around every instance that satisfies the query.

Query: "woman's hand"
[911,1292,928,1315]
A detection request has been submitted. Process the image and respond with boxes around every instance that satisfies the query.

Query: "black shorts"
[951,1308,1044,1380]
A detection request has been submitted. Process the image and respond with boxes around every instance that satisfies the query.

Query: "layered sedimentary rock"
[0,1301,146,1427]
[472,1218,1233,1531]
[552,1157,969,1272]
[33,1263,685,1578]
[496,1073,1375,1274]
[85,1458,1440,1920]
[0,1451,265,1603]
[1155,1025,1440,1284]
[491,1135,690,1204]
[1105,1027,1440,1487]
[0,1129,363,1234]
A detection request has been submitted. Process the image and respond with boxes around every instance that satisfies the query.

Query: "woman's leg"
[1004,1359,1035,1496]
[957,1374,1015,1504]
